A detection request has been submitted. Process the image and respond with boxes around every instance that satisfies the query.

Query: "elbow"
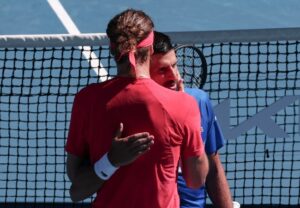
[183,154,209,189]
[69,184,84,202]
[185,175,207,189]
[186,182,205,189]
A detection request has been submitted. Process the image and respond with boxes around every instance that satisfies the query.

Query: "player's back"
[75,77,203,208]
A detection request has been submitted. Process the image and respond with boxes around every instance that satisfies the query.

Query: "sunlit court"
[0,0,299,207]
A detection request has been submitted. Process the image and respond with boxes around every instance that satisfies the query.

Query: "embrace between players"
[65,9,234,208]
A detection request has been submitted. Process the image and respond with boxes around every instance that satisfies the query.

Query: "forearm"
[66,126,154,202]
[67,154,106,202]
[206,154,232,208]
[182,153,209,189]
[67,130,154,202]
[69,164,105,202]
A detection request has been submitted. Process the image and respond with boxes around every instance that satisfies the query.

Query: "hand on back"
[108,123,155,167]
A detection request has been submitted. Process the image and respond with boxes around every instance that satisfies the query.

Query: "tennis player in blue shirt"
[150,31,233,208]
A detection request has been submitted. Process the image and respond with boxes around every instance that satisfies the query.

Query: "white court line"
[47,0,109,82]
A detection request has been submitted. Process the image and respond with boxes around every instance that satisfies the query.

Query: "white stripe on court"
[47,0,109,82]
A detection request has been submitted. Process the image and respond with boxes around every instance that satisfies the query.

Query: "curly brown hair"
[106,9,154,65]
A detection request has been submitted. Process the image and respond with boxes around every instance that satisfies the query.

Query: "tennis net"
[0,28,299,207]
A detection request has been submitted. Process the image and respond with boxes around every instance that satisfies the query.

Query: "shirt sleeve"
[181,96,205,159]
[65,93,89,157]
[204,96,226,155]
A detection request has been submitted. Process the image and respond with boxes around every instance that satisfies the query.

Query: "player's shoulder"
[75,79,115,102]
[76,83,100,98]
[184,87,210,103]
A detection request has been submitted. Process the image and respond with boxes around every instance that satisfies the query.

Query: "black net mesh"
[0,40,299,207]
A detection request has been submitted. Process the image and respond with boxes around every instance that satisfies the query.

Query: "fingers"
[114,123,124,139]
[135,140,154,155]
[109,133,154,167]
[127,132,150,143]
[128,135,154,154]
[112,128,154,158]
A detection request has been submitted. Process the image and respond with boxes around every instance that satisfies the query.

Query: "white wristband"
[232,201,241,208]
[94,153,119,180]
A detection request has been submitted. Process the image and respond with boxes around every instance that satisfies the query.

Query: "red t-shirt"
[65,77,204,208]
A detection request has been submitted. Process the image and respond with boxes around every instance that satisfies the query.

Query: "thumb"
[114,122,124,139]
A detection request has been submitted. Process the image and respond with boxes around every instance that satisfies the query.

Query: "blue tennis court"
[1,0,300,35]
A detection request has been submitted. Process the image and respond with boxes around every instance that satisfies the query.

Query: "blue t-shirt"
[178,88,226,208]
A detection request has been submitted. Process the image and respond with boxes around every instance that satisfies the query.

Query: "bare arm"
[206,153,232,208]
[66,123,154,202]
[67,153,104,202]
[180,90,209,189]
[181,153,209,189]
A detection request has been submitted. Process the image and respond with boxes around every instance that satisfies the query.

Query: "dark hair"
[153,31,173,54]
[106,9,154,64]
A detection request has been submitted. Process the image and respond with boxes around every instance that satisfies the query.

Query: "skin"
[150,48,233,208]
[66,46,208,202]
[150,50,179,91]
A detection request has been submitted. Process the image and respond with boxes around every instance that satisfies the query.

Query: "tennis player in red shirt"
[65,9,208,208]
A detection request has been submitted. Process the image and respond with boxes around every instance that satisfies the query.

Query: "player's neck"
[135,62,150,78]
[117,62,150,79]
